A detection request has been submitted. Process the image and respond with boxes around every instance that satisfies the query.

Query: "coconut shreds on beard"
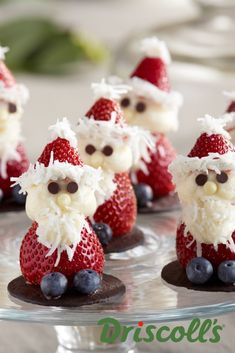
[182,198,235,253]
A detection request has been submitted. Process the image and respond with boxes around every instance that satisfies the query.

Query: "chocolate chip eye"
[195,174,208,186]
[102,145,113,156]
[8,102,17,114]
[120,97,130,108]
[136,102,146,113]
[67,181,78,194]
[85,144,96,155]
[48,182,60,194]
[216,172,228,184]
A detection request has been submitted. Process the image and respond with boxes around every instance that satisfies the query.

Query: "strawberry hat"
[0,46,28,105]
[12,118,107,199]
[128,37,182,109]
[76,79,155,172]
[169,115,235,183]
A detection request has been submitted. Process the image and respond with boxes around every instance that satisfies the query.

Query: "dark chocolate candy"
[104,227,144,254]
[161,260,235,292]
[8,274,126,307]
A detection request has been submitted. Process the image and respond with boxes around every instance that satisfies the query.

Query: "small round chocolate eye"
[195,174,208,186]
[85,144,96,155]
[102,145,113,156]
[120,97,130,108]
[8,102,17,114]
[48,182,60,194]
[67,181,78,194]
[216,172,228,184]
[136,102,146,113]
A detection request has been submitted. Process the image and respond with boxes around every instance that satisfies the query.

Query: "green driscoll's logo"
[98,318,224,344]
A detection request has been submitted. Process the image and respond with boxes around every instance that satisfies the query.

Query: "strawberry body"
[0,144,29,198]
[20,222,105,285]
[94,172,137,237]
[135,133,176,198]
[176,222,235,269]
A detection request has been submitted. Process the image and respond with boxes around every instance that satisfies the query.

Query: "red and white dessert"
[169,115,235,284]
[0,46,29,200]
[76,80,153,237]
[120,37,182,198]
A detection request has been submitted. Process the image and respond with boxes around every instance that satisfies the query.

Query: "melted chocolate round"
[136,102,146,113]
[120,97,130,108]
[195,174,208,186]
[85,144,96,155]
[67,182,78,194]
[138,193,180,214]
[8,102,17,113]
[8,274,125,307]
[102,145,113,157]
[48,182,60,195]
[104,227,144,254]
[161,260,235,292]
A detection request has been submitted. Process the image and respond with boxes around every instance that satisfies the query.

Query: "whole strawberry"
[13,119,107,286]
[94,173,137,237]
[135,134,176,197]
[0,47,29,200]
[169,115,235,276]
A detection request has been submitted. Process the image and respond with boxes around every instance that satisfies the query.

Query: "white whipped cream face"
[78,138,133,173]
[120,95,178,133]
[0,100,23,158]
[26,179,98,222]
[176,170,235,248]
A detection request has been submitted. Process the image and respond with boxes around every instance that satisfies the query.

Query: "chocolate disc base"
[0,198,24,213]
[8,274,126,307]
[162,260,235,292]
[138,193,180,214]
[104,227,144,254]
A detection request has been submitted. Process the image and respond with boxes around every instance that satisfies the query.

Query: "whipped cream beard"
[0,100,23,160]
[26,178,99,264]
[176,170,235,249]
[78,137,133,174]
[120,95,178,134]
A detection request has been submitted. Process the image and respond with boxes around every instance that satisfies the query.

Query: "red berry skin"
[86,98,124,123]
[94,173,137,237]
[20,222,105,285]
[0,144,29,197]
[131,57,170,92]
[135,133,176,198]
[176,223,235,269]
[188,133,234,158]
[38,137,83,167]
[0,61,16,88]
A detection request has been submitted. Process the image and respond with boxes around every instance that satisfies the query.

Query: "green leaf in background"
[0,17,108,74]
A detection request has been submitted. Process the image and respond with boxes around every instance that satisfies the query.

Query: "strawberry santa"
[119,37,182,203]
[0,46,29,203]
[169,115,235,286]
[11,118,118,300]
[76,80,153,246]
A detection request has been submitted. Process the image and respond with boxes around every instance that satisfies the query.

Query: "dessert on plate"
[119,37,183,212]
[76,80,154,253]
[0,46,29,210]
[8,118,125,306]
[162,115,235,292]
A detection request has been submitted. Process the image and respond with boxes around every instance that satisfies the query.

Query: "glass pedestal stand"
[1,211,235,353]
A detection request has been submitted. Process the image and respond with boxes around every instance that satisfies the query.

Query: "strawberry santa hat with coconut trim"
[12,118,114,266]
[76,79,155,174]
[127,37,183,117]
[0,46,29,105]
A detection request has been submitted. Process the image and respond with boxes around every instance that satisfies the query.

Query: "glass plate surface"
[0,211,235,326]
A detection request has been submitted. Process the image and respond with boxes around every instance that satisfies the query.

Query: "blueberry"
[40,272,68,299]
[133,183,153,207]
[218,260,235,284]
[12,184,26,205]
[73,269,101,294]
[186,257,213,284]
[92,223,112,246]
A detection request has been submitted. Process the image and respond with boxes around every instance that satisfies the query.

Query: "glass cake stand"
[1,211,235,353]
